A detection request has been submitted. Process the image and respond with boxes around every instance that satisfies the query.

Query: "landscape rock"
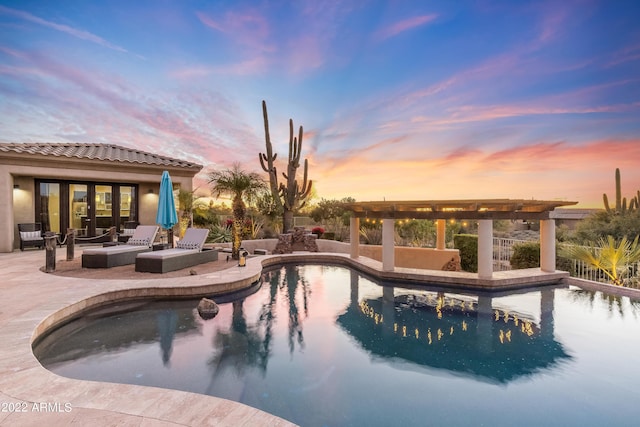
[197,298,219,320]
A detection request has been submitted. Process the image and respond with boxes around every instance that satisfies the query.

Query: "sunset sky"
[1,0,639,207]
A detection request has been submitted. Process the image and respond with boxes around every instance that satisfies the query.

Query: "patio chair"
[18,223,44,251]
[135,228,217,273]
[82,225,159,268]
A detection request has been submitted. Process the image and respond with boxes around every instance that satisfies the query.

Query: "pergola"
[343,199,578,279]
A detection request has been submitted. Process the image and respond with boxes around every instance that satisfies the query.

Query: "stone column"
[477,220,493,279]
[382,218,395,272]
[540,219,556,272]
[350,217,360,259]
[436,219,446,250]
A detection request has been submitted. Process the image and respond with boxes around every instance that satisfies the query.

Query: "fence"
[493,238,639,285]
[492,237,529,271]
[559,243,640,284]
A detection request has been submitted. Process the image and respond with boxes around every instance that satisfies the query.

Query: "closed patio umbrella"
[156,171,178,247]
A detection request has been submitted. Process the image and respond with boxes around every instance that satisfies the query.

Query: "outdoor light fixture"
[238,250,248,267]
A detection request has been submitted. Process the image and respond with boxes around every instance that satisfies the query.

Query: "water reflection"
[34,301,200,366]
[36,266,574,385]
[569,288,640,318]
[33,265,640,427]
[157,309,177,366]
[338,280,571,383]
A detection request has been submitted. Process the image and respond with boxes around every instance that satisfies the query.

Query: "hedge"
[453,234,478,272]
[510,242,540,269]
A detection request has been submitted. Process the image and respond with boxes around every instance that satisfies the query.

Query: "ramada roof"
[0,142,202,170]
[345,199,579,220]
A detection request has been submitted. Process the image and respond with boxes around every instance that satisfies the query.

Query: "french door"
[37,181,137,237]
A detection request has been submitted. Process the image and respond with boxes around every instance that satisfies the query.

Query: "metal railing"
[492,237,529,271]
[492,237,639,285]
[558,243,639,284]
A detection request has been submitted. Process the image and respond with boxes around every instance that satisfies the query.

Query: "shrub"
[510,242,540,269]
[322,232,335,240]
[453,234,478,272]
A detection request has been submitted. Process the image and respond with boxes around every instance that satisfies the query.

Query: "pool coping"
[1,249,638,425]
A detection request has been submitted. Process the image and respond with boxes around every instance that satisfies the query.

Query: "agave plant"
[561,235,640,286]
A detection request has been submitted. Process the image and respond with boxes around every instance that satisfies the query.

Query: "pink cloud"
[309,138,640,207]
[375,14,438,41]
[0,5,131,54]
[170,57,269,78]
[196,10,274,53]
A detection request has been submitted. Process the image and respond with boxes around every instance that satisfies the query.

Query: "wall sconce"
[148,189,154,194]
[13,184,20,189]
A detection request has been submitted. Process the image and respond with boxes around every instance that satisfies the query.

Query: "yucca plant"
[561,235,640,286]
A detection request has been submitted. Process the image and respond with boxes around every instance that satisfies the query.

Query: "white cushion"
[20,231,42,241]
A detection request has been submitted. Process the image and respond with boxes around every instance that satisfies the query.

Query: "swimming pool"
[34,264,640,427]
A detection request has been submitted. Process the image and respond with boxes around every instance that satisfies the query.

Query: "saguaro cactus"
[603,168,637,214]
[259,100,313,232]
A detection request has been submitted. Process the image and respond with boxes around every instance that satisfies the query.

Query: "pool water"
[34,264,640,427]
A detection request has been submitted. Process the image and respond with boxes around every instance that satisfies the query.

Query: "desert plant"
[259,100,313,233]
[560,235,640,286]
[603,168,638,214]
[309,197,354,241]
[395,219,436,247]
[208,163,266,259]
[359,226,383,245]
[208,224,232,243]
[572,210,640,244]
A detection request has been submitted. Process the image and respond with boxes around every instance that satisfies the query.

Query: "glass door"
[39,182,60,233]
[69,184,88,236]
[95,185,113,236]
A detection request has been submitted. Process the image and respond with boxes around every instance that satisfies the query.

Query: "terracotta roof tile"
[0,143,202,169]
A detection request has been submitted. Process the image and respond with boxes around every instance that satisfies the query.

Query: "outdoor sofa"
[82,225,159,268]
[135,228,217,273]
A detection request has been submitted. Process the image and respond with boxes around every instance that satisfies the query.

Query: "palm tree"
[561,235,640,286]
[177,188,197,238]
[208,163,266,259]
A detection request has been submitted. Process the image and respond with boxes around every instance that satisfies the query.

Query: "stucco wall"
[317,240,460,270]
[2,158,198,253]
[217,238,460,271]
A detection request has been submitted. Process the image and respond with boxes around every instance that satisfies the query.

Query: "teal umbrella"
[156,171,178,240]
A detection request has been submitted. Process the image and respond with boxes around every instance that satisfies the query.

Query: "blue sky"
[1,0,639,207]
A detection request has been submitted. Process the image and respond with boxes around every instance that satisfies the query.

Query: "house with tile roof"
[1,143,203,253]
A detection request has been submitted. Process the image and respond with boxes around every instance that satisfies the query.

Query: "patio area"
[2,245,636,426]
[0,248,295,426]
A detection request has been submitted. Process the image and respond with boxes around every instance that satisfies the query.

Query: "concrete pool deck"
[1,247,634,426]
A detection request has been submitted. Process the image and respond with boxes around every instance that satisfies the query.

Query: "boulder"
[441,257,462,272]
[197,298,220,320]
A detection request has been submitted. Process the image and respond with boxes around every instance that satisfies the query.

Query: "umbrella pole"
[167,228,174,248]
